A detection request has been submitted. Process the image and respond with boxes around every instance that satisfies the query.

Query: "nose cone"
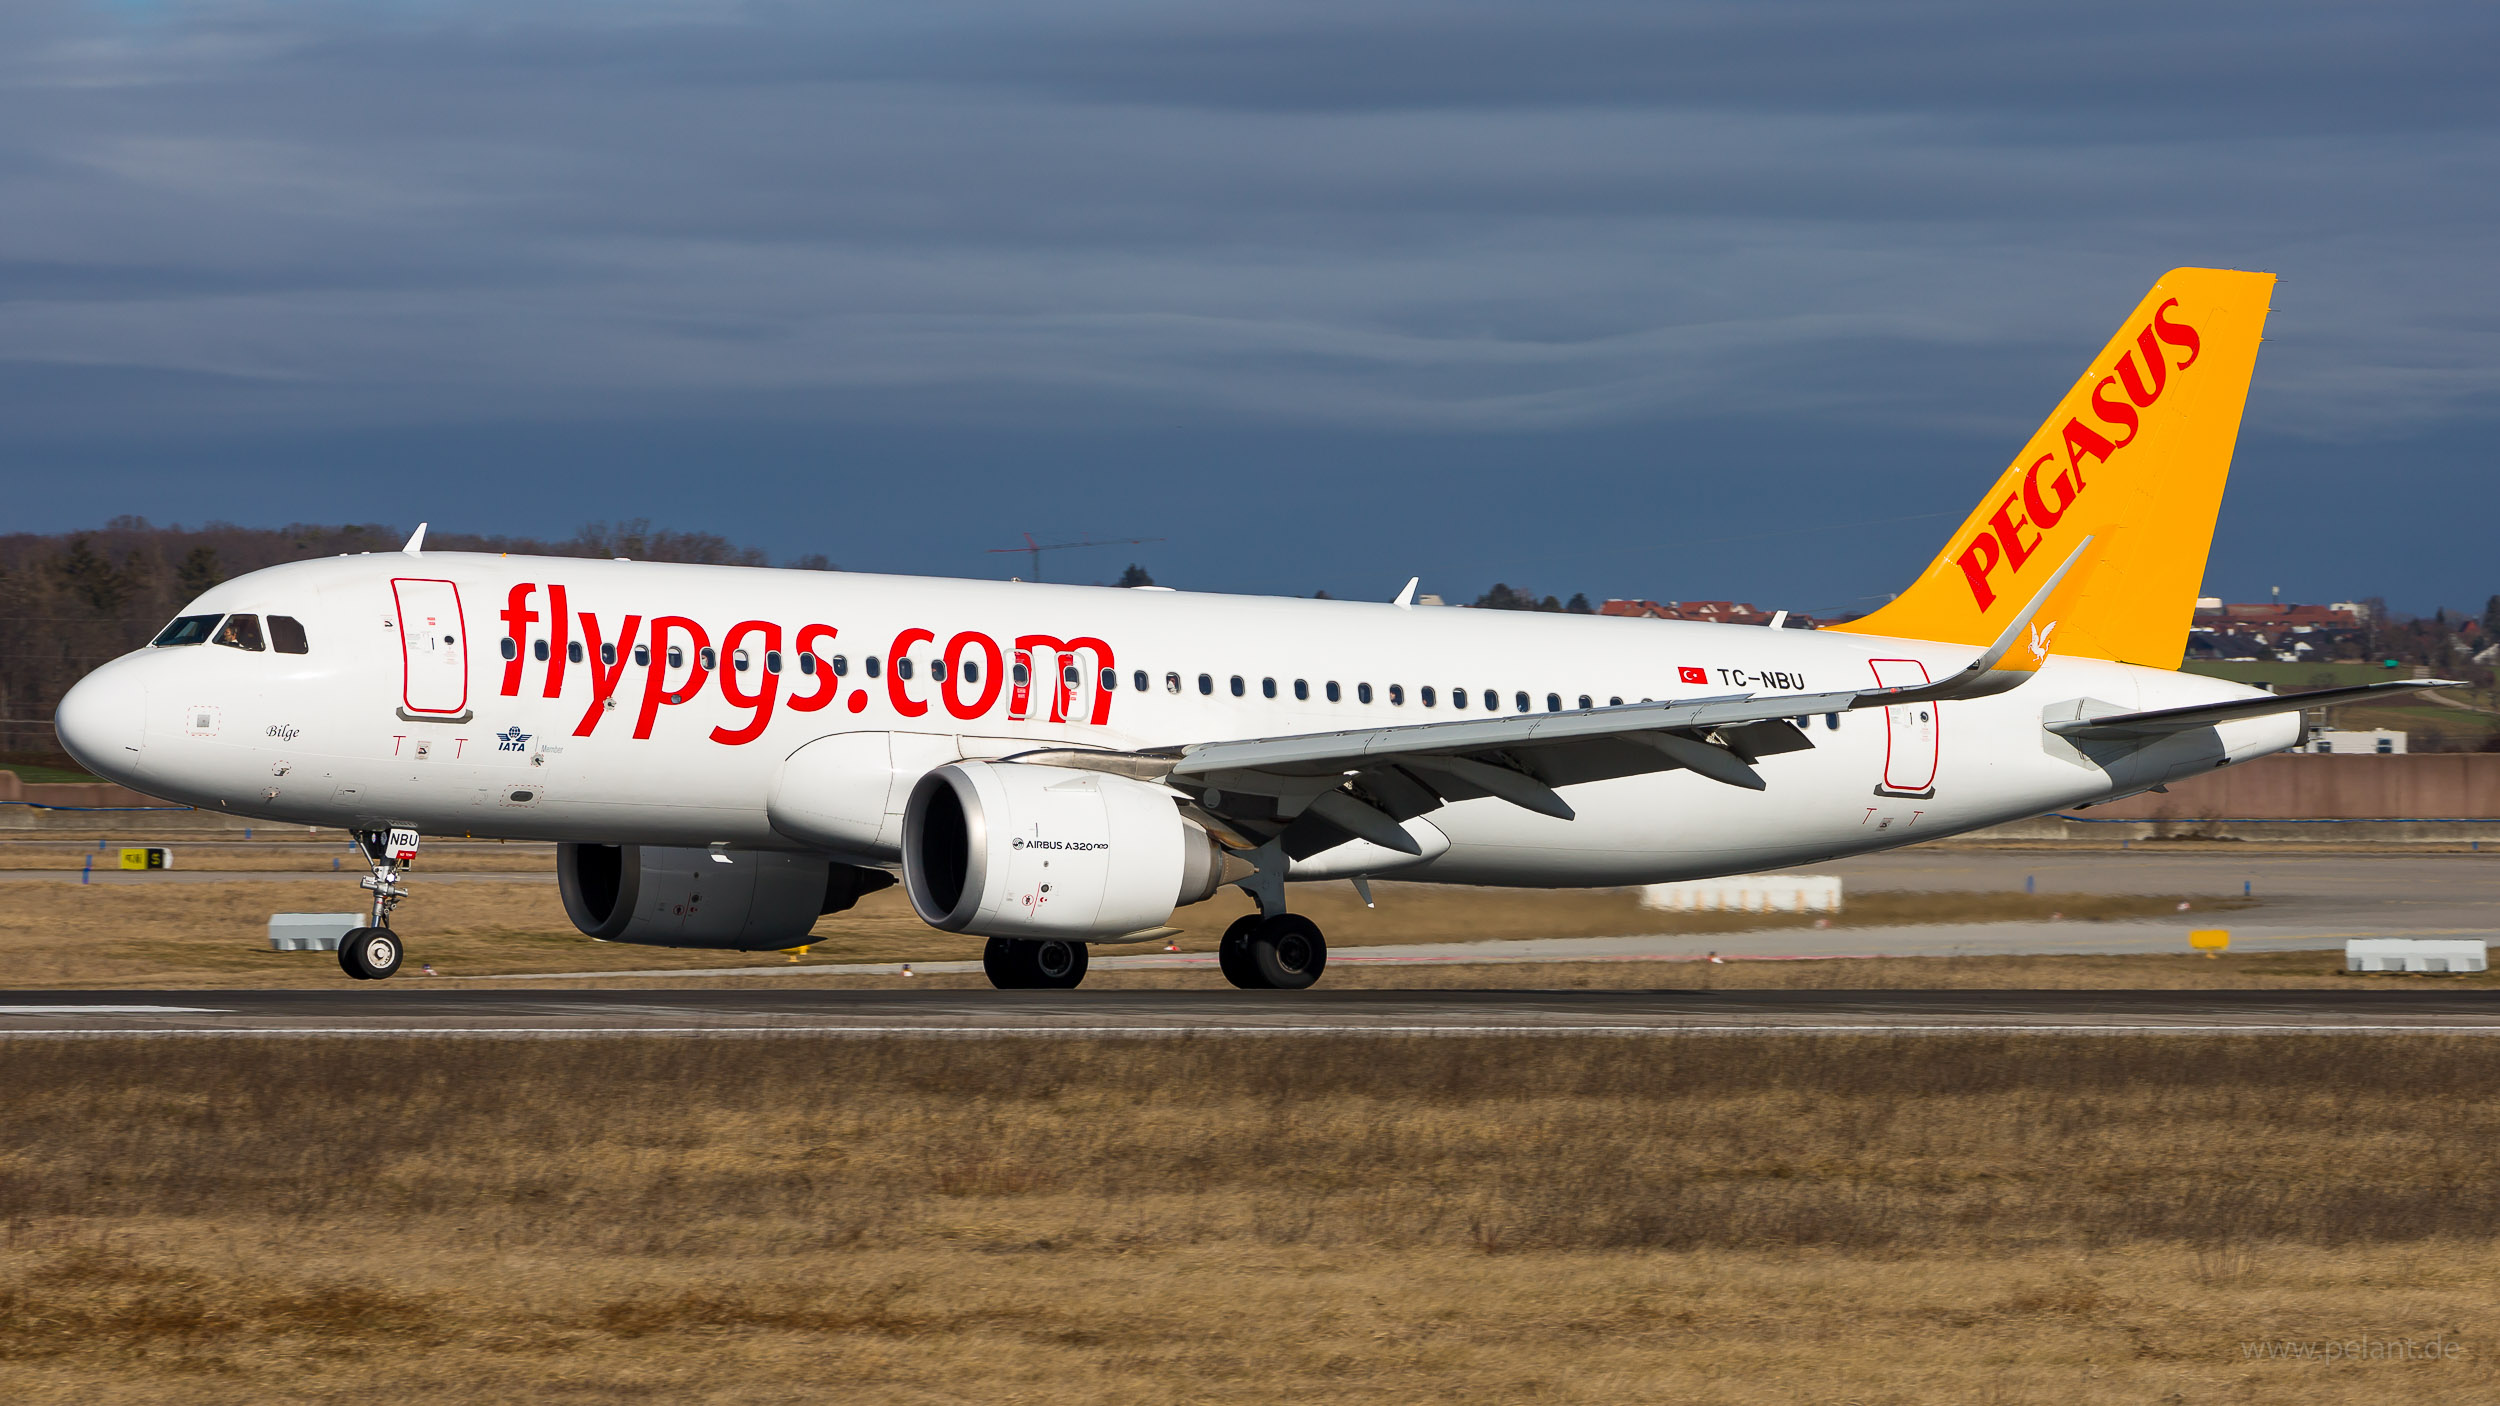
[54,664,148,784]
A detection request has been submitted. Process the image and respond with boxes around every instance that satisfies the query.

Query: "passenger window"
[865,656,882,679]
[931,659,948,683]
[531,638,548,662]
[832,654,850,676]
[569,641,584,664]
[732,649,750,673]
[214,614,265,651]
[963,660,980,684]
[667,646,685,669]
[1014,662,1030,686]
[698,647,717,670]
[1134,670,1149,691]
[1389,684,1405,705]
[634,645,651,667]
[602,642,617,666]
[1230,675,1245,697]
[1293,679,1309,701]
[1451,688,1466,710]
[1325,681,1341,703]
[500,637,519,661]
[152,614,222,647]
[1577,694,1592,710]
[1065,664,1081,687]
[1101,667,1117,691]
[1547,693,1562,712]
[1513,691,1527,712]
[268,615,309,655]
[1421,686,1437,707]
[1165,671,1181,693]
[1262,677,1277,699]
[1358,682,1373,704]
[800,654,817,676]
[765,650,781,674]
[1608,696,1624,707]
[1198,673,1214,695]
[896,657,914,681]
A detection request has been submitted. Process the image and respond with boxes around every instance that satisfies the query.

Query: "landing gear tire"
[1219,913,1327,990]
[338,927,403,981]
[983,937,1090,990]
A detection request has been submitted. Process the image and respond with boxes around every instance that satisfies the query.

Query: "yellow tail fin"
[1832,267,2274,669]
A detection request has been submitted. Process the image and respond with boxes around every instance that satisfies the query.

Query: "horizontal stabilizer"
[2046,680,2458,740]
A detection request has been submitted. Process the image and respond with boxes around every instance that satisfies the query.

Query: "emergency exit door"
[393,578,470,717]
[1867,658,1938,798]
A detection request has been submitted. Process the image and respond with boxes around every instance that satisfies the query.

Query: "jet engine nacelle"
[902,760,1229,941]
[557,843,894,950]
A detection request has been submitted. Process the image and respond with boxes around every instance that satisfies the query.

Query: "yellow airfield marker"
[2190,930,2231,959]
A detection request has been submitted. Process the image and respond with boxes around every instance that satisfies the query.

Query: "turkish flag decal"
[1678,666,1708,685]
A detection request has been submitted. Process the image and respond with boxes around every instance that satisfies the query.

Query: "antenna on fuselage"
[401,523,428,556]
[1392,577,1419,610]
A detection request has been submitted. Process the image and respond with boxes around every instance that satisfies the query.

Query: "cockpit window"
[268,615,309,654]
[214,614,266,652]
[153,614,222,647]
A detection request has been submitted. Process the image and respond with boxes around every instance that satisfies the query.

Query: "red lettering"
[2089,375,2140,448]
[497,584,538,697]
[2116,331,2167,409]
[2022,454,2078,530]
[2152,297,2200,369]
[887,627,935,719]
[1987,493,2039,574]
[1956,532,2003,611]
[785,624,839,713]
[943,631,1005,721]
[635,616,713,740]
[571,613,643,736]
[541,584,570,699]
[2060,416,2116,486]
[1015,634,1117,725]
[710,620,783,746]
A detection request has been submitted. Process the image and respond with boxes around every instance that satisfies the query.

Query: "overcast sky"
[3,1,2494,613]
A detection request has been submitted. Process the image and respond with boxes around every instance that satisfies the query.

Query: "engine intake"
[902,760,1226,940]
[557,843,893,949]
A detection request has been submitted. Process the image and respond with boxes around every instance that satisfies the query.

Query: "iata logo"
[495,726,531,752]
[1956,299,2202,610]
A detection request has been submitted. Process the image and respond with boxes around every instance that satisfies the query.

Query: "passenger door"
[1867,658,1938,798]
[392,578,471,718]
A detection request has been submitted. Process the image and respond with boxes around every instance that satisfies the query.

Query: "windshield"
[153,614,222,647]
[214,614,265,651]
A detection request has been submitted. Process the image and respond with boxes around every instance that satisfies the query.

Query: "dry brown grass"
[1,1034,2495,1403]
[0,876,2248,987]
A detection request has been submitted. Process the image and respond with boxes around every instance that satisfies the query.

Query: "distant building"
[2187,598,2365,662]
[2308,729,2406,755]
[1599,599,1815,628]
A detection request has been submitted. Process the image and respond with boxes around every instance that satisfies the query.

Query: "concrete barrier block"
[268,913,366,953]
[1640,875,1843,913]
[2345,938,2489,974]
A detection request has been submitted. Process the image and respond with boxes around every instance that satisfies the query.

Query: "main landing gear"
[1218,913,1328,990]
[339,828,412,981]
[984,937,1091,990]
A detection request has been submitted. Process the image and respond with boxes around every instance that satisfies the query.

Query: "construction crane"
[986,532,1163,583]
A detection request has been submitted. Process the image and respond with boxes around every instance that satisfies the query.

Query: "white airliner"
[52,268,2443,987]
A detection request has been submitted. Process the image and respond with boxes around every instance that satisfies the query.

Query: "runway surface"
[3,987,2497,1036]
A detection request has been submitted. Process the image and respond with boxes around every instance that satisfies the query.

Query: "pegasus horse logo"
[2027,618,2059,663]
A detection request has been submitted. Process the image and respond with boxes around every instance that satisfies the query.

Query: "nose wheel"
[341,828,418,981]
[1218,913,1328,989]
[338,927,404,980]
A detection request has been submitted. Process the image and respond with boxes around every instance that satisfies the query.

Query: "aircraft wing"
[2046,680,2457,741]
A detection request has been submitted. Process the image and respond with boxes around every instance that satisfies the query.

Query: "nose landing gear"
[340,828,415,981]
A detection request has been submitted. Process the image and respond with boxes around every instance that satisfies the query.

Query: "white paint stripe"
[1,1023,2497,1038]
[0,1004,224,1014]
